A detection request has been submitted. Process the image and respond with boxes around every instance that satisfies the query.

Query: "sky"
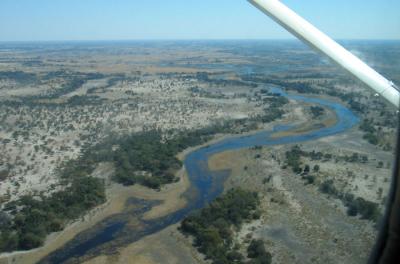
[0,0,399,41]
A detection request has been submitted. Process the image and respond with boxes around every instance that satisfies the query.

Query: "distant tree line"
[196,72,257,88]
[0,71,37,84]
[44,73,104,99]
[284,145,368,169]
[242,75,320,94]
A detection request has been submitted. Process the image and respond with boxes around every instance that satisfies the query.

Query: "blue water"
[40,86,359,263]
[181,86,359,209]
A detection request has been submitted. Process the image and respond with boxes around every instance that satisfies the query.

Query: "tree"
[310,106,325,118]
[247,239,265,258]
[247,239,272,264]
[361,155,368,163]
[227,251,243,262]
[347,205,358,216]
[313,165,320,173]
[319,180,337,195]
[304,164,310,174]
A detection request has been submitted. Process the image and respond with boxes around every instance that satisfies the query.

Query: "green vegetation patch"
[110,131,183,189]
[0,176,105,252]
[259,95,288,123]
[359,119,379,145]
[180,188,270,264]
[88,129,219,189]
[310,106,325,118]
[284,145,303,173]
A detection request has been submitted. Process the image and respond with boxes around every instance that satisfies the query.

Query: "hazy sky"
[0,0,399,41]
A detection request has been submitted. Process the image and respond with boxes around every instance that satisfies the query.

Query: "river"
[39,86,359,263]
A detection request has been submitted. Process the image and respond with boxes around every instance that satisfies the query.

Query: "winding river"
[40,86,359,263]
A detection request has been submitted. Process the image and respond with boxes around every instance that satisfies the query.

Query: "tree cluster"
[310,106,325,118]
[180,188,268,264]
[360,119,378,145]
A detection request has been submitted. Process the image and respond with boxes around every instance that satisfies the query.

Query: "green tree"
[304,164,310,174]
[247,239,272,264]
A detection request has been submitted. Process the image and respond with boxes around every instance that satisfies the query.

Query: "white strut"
[248,0,399,108]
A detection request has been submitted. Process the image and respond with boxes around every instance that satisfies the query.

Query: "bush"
[247,239,272,264]
[363,133,378,145]
[347,205,358,216]
[285,145,303,173]
[319,180,338,195]
[303,175,315,185]
[345,197,380,221]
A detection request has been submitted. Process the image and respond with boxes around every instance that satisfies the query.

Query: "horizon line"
[0,38,400,44]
